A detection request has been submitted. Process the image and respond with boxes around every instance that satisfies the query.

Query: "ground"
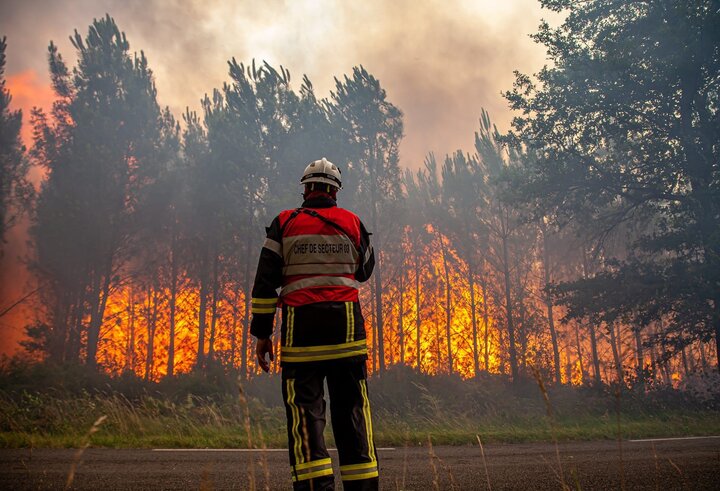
[2,438,719,490]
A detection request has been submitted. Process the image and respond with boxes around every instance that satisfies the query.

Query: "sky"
[0,0,559,354]
[1,0,559,167]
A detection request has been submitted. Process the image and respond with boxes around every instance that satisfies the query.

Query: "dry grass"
[475,434,492,491]
[531,366,568,491]
[65,415,107,489]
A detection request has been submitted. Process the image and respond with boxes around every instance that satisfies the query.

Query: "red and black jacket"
[250,195,375,363]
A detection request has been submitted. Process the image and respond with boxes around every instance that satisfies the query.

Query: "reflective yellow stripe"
[281,340,367,363]
[282,339,366,353]
[286,306,295,347]
[286,380,303,465]
[360,380,377,463]
[340,461,378,481]
[340,461,377,472]
[295,458,331,471]
[292,467,334,482]
[252,307,276,314]
[293,458,334,481]
[342,470,379,481]
[252,298,277,314]
[252,298,277,304]
[346,302,354,342]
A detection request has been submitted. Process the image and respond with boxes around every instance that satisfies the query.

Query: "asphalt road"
[2,438,719,490]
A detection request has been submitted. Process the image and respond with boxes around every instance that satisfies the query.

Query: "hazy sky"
[0,1,560,353]
[1,0,559,168]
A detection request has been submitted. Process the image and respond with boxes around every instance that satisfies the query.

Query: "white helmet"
[300,157,342,189]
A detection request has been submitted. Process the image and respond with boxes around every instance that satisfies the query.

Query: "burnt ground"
[2,438,720,490]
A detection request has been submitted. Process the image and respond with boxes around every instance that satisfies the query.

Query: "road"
[2,438,719,490]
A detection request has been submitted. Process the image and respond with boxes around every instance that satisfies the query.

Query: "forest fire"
[2,4,720,490]
[2,7,718,392]
[86,227,713,385]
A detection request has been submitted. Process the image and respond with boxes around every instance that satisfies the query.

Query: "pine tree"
[0,36,32,252]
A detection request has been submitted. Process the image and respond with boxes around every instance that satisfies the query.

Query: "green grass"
[375,411,720,446]
[1,362,718,449]
[1,390,718,448]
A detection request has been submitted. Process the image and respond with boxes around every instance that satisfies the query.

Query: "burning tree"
[505,0,720,374]
[30,15,167,367]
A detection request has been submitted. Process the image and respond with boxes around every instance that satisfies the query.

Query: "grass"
[1,362,718,449]
[1,390,719,449]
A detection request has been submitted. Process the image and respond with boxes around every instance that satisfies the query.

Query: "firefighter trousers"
[281,358,379,491]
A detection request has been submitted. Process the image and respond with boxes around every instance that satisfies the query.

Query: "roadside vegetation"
[2,359,718,449]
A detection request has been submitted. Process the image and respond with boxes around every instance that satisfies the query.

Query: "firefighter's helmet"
[301,158,342,190]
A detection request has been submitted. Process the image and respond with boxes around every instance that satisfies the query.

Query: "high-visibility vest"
[249,198,375,363]
[274,206,362,307]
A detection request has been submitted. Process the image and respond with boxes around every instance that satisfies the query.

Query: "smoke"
[0,0,557,354]
[0,0,556,167]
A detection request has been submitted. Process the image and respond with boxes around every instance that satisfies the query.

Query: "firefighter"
[250,157,378,491]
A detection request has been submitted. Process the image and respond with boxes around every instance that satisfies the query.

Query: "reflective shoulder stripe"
[283,263,357,276]
[280,276,359,297]
[363,244,373,265]
[263,238,282,256]
[281,340,367,362]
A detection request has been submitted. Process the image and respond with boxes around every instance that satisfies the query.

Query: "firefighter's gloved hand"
[256,338,274,372]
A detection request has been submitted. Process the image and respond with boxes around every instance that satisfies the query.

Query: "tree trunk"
[373,252,384,372]
[634,326,645,386]
[582,248,602,385]
[208,253,220,362]
[414,252,422,372]
[608,323,624,384]
[87,262,112,369]
[197,268,209,369]
[468,263,479,377]
[167,232,178,377]
[126,288,135,373]
[241,231,253,379]
[681,345,691,377]
[516,267,528,371]
[480,271,490,372]
[698,342,708,372]
[67,289,84,363]
[369,149,385,373]
[542,226,562,384]
[501,234,519,381]
[370,281,378,374]
[588,323,602,385]
[438,233,453,375]
[230,285,240,369]
[145,284,157,381]
[398,269,405,366]
[714,299,720,374]
[574,321,586,383]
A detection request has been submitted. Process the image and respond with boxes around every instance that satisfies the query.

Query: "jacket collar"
[302,195,337,208]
